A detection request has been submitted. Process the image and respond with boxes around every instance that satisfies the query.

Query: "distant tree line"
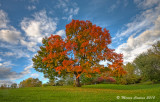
[0,83,17,89]
[19,77,42,87]
[0,78,42,89]
[119,41,160,84]
[42,74,116,87]
[1,41,159,89]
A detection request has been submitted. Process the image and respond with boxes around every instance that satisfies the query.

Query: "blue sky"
[0,0,160,85]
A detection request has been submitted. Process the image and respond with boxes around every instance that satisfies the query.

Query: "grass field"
[0,84,160,102]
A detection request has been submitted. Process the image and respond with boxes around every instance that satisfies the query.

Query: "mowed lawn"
[0,84,160,102]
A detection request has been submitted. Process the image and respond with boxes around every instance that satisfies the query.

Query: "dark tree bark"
[75,76,81,87]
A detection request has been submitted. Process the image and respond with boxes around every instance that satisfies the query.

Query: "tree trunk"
[75,77,81,87]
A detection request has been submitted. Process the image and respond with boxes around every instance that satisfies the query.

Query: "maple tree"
[32,19,126,87]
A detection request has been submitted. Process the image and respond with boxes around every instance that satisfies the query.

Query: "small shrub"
[105,77,116,83]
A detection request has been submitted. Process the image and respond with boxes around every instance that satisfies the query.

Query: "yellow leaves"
[86,74,91,78]
[66,67,71,72]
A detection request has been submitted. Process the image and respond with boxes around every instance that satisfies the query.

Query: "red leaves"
[72,42,78,48]
[42,35,67,71]
[65,41,72,51]
[81,41,89,48]
[74,66,82,73]
[93,68,100,73]
[55,66,63,72]
[62,60,74,67]
[42,57,47,62]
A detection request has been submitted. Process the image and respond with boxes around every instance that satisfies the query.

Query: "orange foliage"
[42,19,126,78]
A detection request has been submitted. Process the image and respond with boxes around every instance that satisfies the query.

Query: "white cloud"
[27,5,36,10]
[21,10,57,42]
[0,80,15,86]
[67,7,79,20]
[115,5,160,38]
[56,0,68,8]
[67,15,73,20]
[0,66,29,81]
[108,0,128,13]
[0,29,21,44]
[62,17,67,20]
[155,16,160,30]
[0,63,33,84]
[21,65,33,75]
[4,52,15,56]
[134,0,160,9]
[21,10,57,41]
[55,29,66,37]
[31,73,39,78]
[21,10,57,52]
[0,61,14,67]
[1,51,30,58]
[20,39,38,52]
[0,58,2,62]
[0,10,22,44]
[116,16,160,64]
[0,10,33,62]
[29,0,38,3]
[108,0,120,13]
[124,0,128,7]
[64,8,68,12]
[0,43,30,58]
[0,10,8,28]
[21,21,41,40]
[56,0,79,20]
[99,60,109,66]
[113,0,160,42]
[69,7,79,15]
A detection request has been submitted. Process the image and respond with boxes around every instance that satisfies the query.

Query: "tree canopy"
[133,41,160,82]
[32,19,126,87]
[19,78,42,87]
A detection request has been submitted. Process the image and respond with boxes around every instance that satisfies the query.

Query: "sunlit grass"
[0,84,160,102]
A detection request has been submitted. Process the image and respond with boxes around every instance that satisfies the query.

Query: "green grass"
[0,84,160,102]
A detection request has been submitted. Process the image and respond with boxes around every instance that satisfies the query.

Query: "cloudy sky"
[0,0,160,85]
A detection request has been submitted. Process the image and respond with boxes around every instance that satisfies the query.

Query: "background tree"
[32,19,125,87]
[0,84,7,89]
[56,79,65,86]
[148,41,160,57]
[80,73,96,85]
[47,79,56,86]
[120,63,141,84]
[11,83,17,88]
[133,41,160,82]
[63,75,74,85]
[19,78,42,87]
